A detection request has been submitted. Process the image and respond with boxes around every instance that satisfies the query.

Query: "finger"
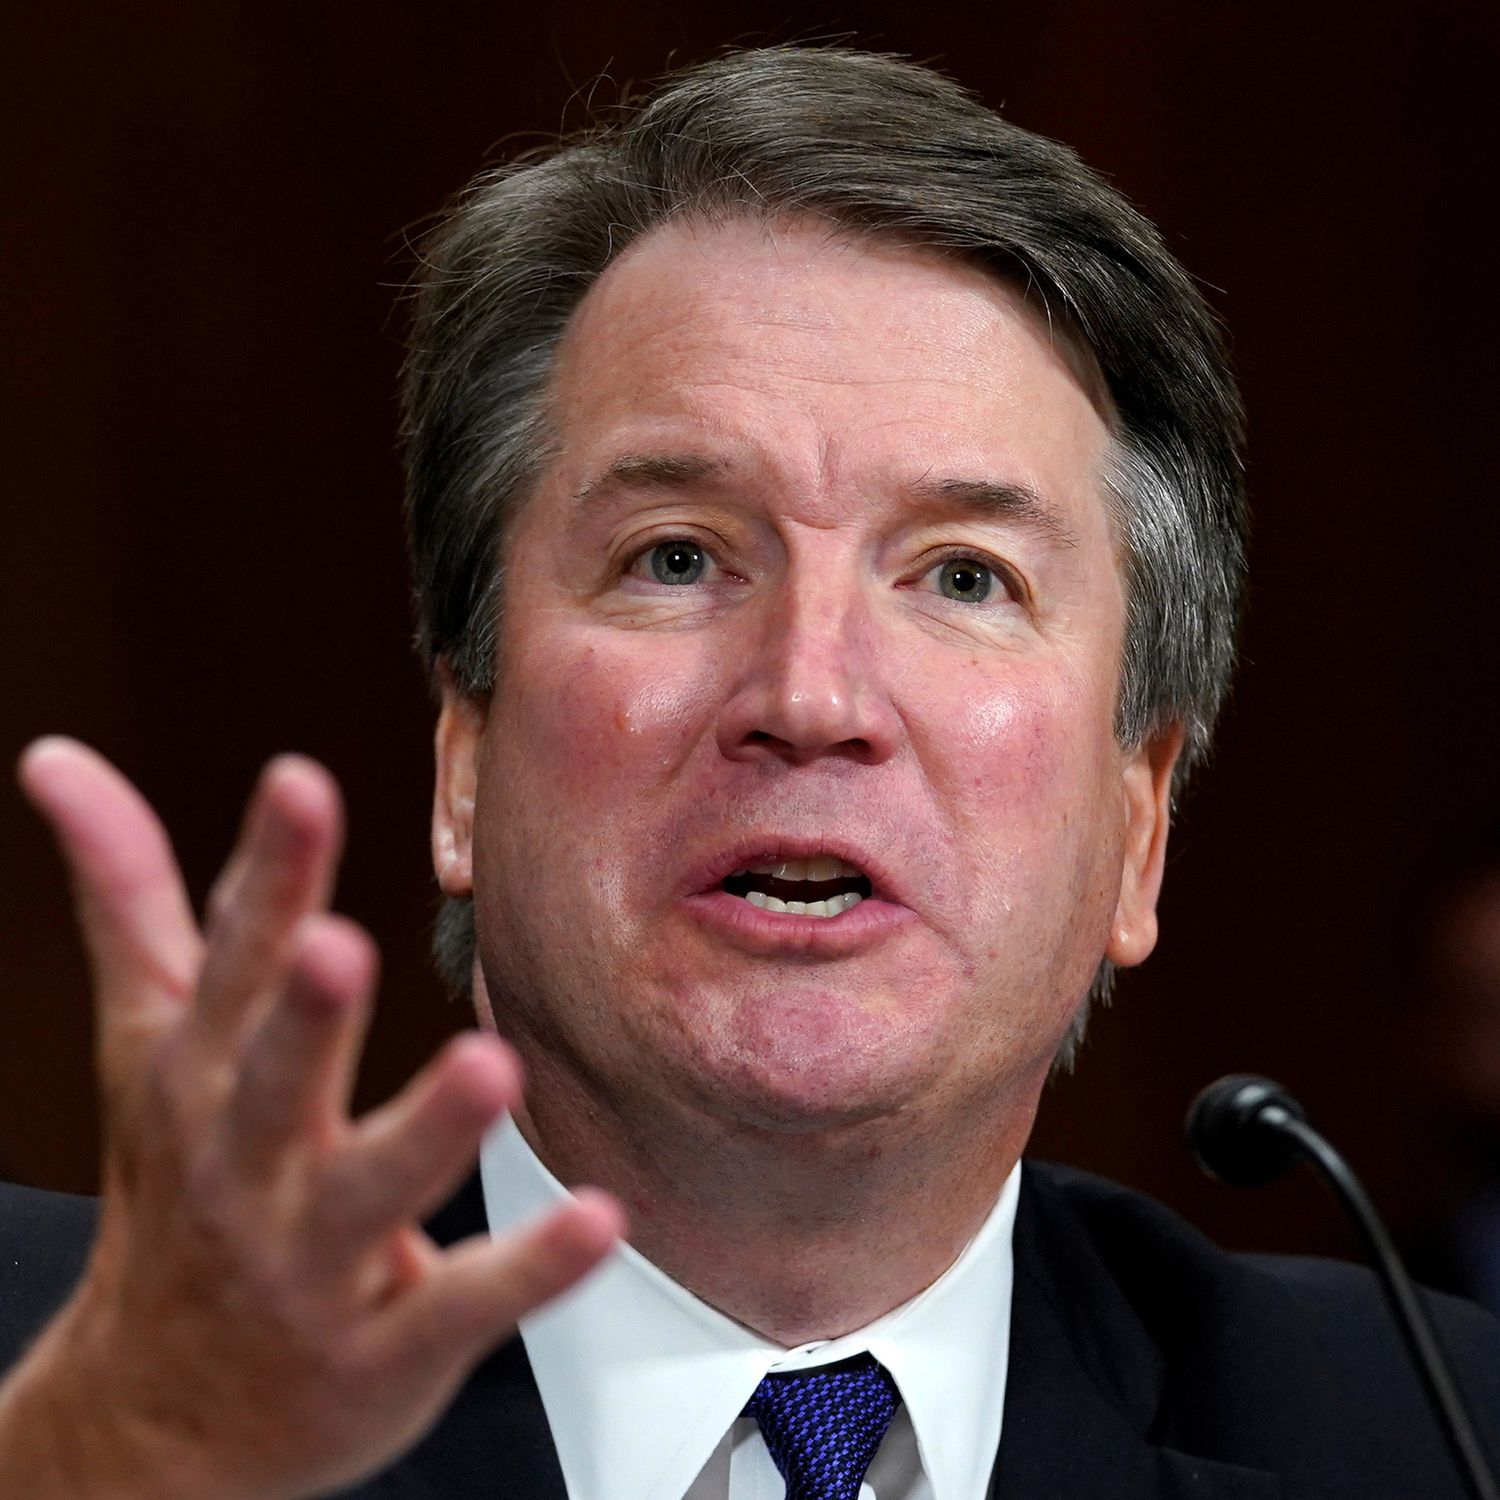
[187,755,344,1057]
[323,1034,523,1243]
[375,1191,625,1370]
[18,738,201,1028]
[203,756,342,933]
[223,914,377,1174]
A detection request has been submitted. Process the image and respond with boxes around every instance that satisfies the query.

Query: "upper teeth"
[741,856,862,882]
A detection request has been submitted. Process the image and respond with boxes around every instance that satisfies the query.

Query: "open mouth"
[721,856,873,918]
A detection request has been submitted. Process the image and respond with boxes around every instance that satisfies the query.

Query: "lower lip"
[682,888,914,956]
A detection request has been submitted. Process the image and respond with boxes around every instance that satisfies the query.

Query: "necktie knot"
[743,1353,901,1500]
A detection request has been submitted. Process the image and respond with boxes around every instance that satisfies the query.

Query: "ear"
[1105,722,1185,969]
[432,665,489,898]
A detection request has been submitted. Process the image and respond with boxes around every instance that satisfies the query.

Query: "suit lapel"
[370,1335,569,1500]
[993,1165,1281,1500]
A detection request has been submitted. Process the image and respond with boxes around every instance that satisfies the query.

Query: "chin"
[667,984,954,1136]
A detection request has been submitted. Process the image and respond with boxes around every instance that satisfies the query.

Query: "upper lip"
[679,834,907,908]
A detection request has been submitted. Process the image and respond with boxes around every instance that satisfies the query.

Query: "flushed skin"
[434,218,1180,1342]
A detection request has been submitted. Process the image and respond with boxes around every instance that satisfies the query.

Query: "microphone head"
[1186,1074,1308,1187]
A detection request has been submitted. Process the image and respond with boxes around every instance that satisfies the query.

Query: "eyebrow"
[573,452,729,507]
[572,453,1079,549]
[908,475,1079,549]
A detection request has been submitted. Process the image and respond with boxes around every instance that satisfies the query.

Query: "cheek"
[475,627,720,972]
[913,655,1124,912]
[924,654,1113,805]
[491,624,722,814]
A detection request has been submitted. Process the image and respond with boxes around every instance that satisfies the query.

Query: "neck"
[514,1064,1039,1346]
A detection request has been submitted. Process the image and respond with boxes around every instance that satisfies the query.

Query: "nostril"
[718,678,899,766]
[738,728,876,763]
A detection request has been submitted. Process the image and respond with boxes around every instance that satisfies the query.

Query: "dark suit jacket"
[4,1162,1499,1498]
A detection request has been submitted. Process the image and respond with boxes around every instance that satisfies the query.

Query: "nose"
[715,575,903,767]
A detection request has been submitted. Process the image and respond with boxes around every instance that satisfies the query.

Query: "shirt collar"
[480,1117,1018,1500]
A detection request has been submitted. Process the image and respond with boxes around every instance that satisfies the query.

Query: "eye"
[647,539,707,586]
[932,556,996,603]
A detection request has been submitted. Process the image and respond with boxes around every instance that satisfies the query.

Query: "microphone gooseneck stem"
[1261,1105,1500,1500]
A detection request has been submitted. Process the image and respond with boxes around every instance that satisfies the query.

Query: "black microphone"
[1187,1075,1499,1500]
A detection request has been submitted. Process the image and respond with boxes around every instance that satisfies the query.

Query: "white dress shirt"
[480,1118,1018,1500]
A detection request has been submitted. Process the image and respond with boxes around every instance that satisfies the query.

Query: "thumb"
[379,1192,625,1373]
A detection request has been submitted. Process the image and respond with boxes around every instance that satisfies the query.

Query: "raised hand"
[0,739,623,1499]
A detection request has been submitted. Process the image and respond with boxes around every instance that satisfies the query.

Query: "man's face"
[434,218,1178,1144]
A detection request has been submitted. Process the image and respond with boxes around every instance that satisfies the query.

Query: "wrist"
[0,1289,250,1500]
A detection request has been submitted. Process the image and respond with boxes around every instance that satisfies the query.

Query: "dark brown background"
[3,2,1497,1263]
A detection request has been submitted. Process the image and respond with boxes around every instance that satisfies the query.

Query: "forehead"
[532,214,1115,539]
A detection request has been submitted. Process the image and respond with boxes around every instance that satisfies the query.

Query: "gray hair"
[400,47,1247,1063]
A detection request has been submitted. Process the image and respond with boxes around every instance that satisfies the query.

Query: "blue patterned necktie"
[743,1353,901,1500]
